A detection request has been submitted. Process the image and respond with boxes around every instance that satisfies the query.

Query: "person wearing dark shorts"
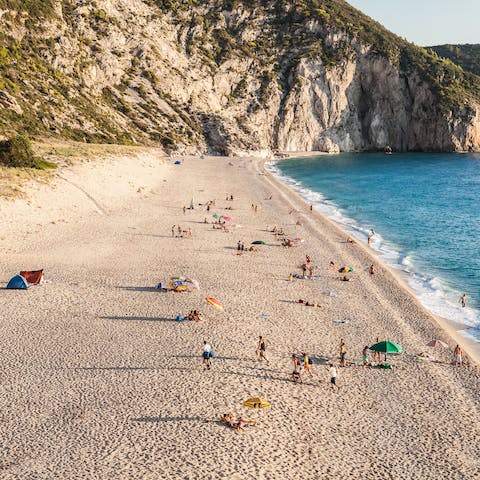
[327,363,339,390]
[203,341,212,370]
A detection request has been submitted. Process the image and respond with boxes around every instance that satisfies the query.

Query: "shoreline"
[264,155,480,366]
[1,150,480,478]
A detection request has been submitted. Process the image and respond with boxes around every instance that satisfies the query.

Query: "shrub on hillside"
[0,134,56,169]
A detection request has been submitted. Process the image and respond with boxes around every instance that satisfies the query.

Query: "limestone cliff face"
[1,0,480,155]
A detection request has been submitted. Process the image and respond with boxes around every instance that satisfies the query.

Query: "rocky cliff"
[1,0,480,155]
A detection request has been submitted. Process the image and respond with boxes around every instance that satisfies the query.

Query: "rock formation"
[1,0,479,155]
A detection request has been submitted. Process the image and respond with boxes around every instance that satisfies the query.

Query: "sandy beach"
[1,148,479,479]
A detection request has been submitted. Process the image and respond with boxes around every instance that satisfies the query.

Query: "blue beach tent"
[6,274,29,289]
[174,160,182,165]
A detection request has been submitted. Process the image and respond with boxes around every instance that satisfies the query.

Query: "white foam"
[268,162,480,338]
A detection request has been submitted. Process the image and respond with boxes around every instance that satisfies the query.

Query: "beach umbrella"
[174,160,182,165]
[212,213,223,219]
[185,278,200,290]
[338,266,353,273]
[427,339,448,348]
[169,280,187,292]
[242,397,270,409]
[369,340,403,362]
[171,275,186,281]
[223,216,233,222]
[205,297,223,311]
[292,238,304,243]
[252,240,266,245]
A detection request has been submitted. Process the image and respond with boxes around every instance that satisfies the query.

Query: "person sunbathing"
[232,417,256,430]
[218,413,235,427]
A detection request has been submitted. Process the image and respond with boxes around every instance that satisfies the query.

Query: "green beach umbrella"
[369,340,403,362]
[212,213,223,219]
[252,240,267,245]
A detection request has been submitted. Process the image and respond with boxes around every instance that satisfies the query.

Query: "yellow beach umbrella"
[242,397,270,409]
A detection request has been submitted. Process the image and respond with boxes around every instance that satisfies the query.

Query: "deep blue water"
[271,153,480,340]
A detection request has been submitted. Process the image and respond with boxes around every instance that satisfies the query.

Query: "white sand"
[1,150,479,479]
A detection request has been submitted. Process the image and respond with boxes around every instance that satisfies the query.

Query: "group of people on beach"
[171,224,192,238]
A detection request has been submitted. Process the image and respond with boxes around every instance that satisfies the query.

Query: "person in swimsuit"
[303,353,313,376]
[339,339,346,367]
[362,346,369,367]
[454,345,463,367]
[257,336,269,364]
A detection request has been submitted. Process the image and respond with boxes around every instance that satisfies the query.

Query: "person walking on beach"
[257,336,269,364]
[339,339,347,367]
[369,264,375,275]
[303,353,313,376]
[327,363,339,390]
[183,205,186,215]
[367,229,375,247]
[171,225,175,237]
[203,341,213,370]
[454,344,463,367]
[362,346,369,368]
[460,293,467,308]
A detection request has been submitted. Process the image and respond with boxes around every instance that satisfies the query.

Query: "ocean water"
[270,153,480,341]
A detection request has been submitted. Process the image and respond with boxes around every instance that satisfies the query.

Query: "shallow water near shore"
[270,152,480,341]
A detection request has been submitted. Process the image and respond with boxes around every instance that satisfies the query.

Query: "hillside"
[1,0,480,154]
[428,44,480,77]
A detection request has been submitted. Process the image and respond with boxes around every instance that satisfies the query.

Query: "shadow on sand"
[116,286,162,292]
[100,315,176,322]
[132,416,205,423]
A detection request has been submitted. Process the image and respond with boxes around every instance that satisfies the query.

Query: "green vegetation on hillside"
[0,134,56,169]
[0,0,479,148]
[0,0,55,18]
[428,44,480,77]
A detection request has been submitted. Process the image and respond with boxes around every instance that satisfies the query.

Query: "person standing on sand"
[310,205,313,212]
[454,345,463,367]
[339,339,346,367]
[183,206,186,215]
[301,264,307,277]
[326,363,339,390]
[362,346,369,367]
[373,337,381,363]
[303,353,313,376]
[171,225,175,237]
[292,354,300,371]
[369,264,375,275]
[460,293,467,308]
[203,341,212,370]
[257,336,269,364]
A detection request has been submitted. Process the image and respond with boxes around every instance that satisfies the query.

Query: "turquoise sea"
[270,153,480,341]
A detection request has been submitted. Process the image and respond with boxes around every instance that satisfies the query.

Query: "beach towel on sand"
[20,270,43,285]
